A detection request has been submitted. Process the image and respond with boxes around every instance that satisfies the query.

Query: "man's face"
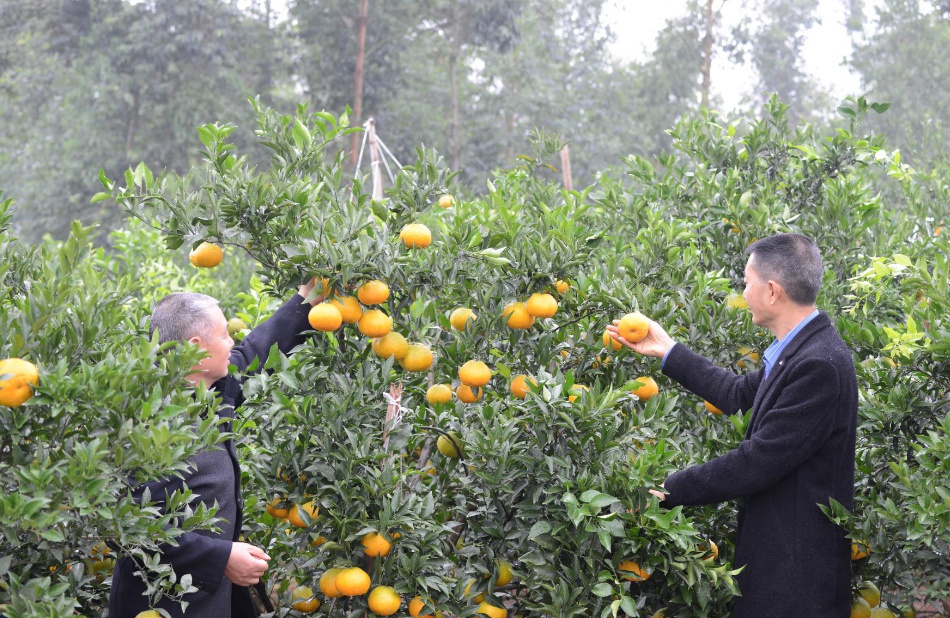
[189,306,234,386]
[743,255,773,328]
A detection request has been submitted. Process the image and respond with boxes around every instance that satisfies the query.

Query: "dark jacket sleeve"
[662,343,763,416]
[661,354,845,507]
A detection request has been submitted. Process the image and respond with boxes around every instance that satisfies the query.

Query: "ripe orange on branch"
[603,330,622,351]
[372,331,409,360]
[618,560,651,582]
[357,279,390,305]
[526,292,558,318]
[358,309,392,337]
[288,501,319,528]
[290,586,320,613]
[704,401,723,415]
[400,223,432,248]
[426,383,453,405]
[631,377,658,401]
[398,343,433,372]
[367,586,402,616]
[509,374,536,399]
[362,532,392,557]
[456,384,482,403]
[450,307,477,331]
[617,312,649,343]
[503,302,535,329]
[437,431,463,458]
[189,241,223,268]
[319,568,344,598]
[308,303,343,332]
[459,360,491,387]
[0,358,40,408]
[851,539,871,561]
[438,194,454,208]
[329,296,363,324]
[476,601,507,618]
[334,567,371,596]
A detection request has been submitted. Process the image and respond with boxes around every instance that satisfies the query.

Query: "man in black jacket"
[109,279,321,617]
[609,233,858,617]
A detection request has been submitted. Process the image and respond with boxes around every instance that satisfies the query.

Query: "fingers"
[648,489,667,501]
[226,543,271,586]
[246,545,271,561]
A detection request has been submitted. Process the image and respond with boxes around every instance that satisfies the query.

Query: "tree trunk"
[449,0,462,171]
[700,0,715,108]
[350,0,369,168]
[126,89,140,158]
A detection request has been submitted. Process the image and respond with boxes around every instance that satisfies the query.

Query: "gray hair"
[149,292,221,344]
[745,233,822,305]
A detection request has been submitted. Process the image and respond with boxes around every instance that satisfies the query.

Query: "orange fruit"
[134,612,162,618]
[568,384,588,403]
[437,431,463,458]
[603,330,622,351]
[476,601,507,618]
[409,595,437,618]
[851,540,871,561]
[319,567,344,598]
[367,585,402,616]
[631,377,658,401]
[398,343,433,372]
[725,292,749,310]
[456,384,482,403]
[400,223,432,248]
[227,317,248,336]
[851,598,872,618]
[288,501,319,528]
[869,609,896,618]
[426,383,453,405]
[704,401,723,415]
[503,302,535,329]
[362,532,392,557]
[617,312,649,343]
[698,540,719,562]
[265,496,290,520]
[188,241,223,268]
[897,605,917,618]
[310,535,328,547]
[509,375,536,399]
[357,280,390,305]
[329,296,363,324]
[737,347,760,369]
[358,309,392,337]
[555,280,570,294]
[290,586,320,613]
[0,358,40,408]
[334,567,371,596]
[372,331,409,360]
[450,307,477,330]
[459,360,491,387]
[618,560,651,582]
[526,292,558,318]
[495,559,513,586]
[308,303,343,331]
[438,194,454,208]
[859,581,881,608]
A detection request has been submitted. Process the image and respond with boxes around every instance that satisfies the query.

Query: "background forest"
[2,0,950,243]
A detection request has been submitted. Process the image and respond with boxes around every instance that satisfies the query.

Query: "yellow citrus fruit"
[851,598,872,618]
[495,559,513,587]
[409,595,437,618]
[698,540,719,562]
[438,194,454,208]
[869,609,896,618]
[0,358,40,408]
[859,581,881,608]
[227,317,248,336]
[329,296,363,324]
[372,331,409,360]
[464,579,485,603]
[362,532,393,557]
[459,360,491,387]
[450,307,477,331]
[526,292,558,318]
[726,292,749,310]
[398,343,434,372]
[367,585,402,616]
[426,383,453,405]
[617,312,649,343]
[308,303,343,332]
[568,384,588,403]
[603,330,622,351]
[618,560,651,582]
[704,401,723,415]
[134,612,161,618]
[290,586,320,613]
[456,384,482,403]
[737,347,760,369]
[897,605,917,618]
[188,241,223,268]
[265,496,290,520]
[357,280,390,305]
[851,540,871,561]
[555,280,570,294]
[310,535,328,547]
[476,601,507,618]
[319,567,344,598]
[651,609,669,618]
[503,302,535,329]
[358,309,393,337]
[334,567,371,596]
[437,431,463,458]
[288,501,319,528]
[631,377,658,401]
[400,223,432,248]
[509,375,536,399]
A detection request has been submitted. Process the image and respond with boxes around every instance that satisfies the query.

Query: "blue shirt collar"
[763,309,819,378]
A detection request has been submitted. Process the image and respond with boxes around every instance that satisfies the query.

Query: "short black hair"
[745,233,822,305]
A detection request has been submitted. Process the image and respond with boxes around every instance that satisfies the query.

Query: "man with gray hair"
[609,233,858,617]
[110,278,322,618]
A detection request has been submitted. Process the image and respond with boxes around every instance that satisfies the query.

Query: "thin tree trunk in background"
[126,89,139,157]
[258,0,273,99]
[350,0,369,168]
[700,0,715,108]
[561,145,572,191]
[449,0,462,171]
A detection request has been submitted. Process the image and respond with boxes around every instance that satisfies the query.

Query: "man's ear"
[189,335,203,347]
